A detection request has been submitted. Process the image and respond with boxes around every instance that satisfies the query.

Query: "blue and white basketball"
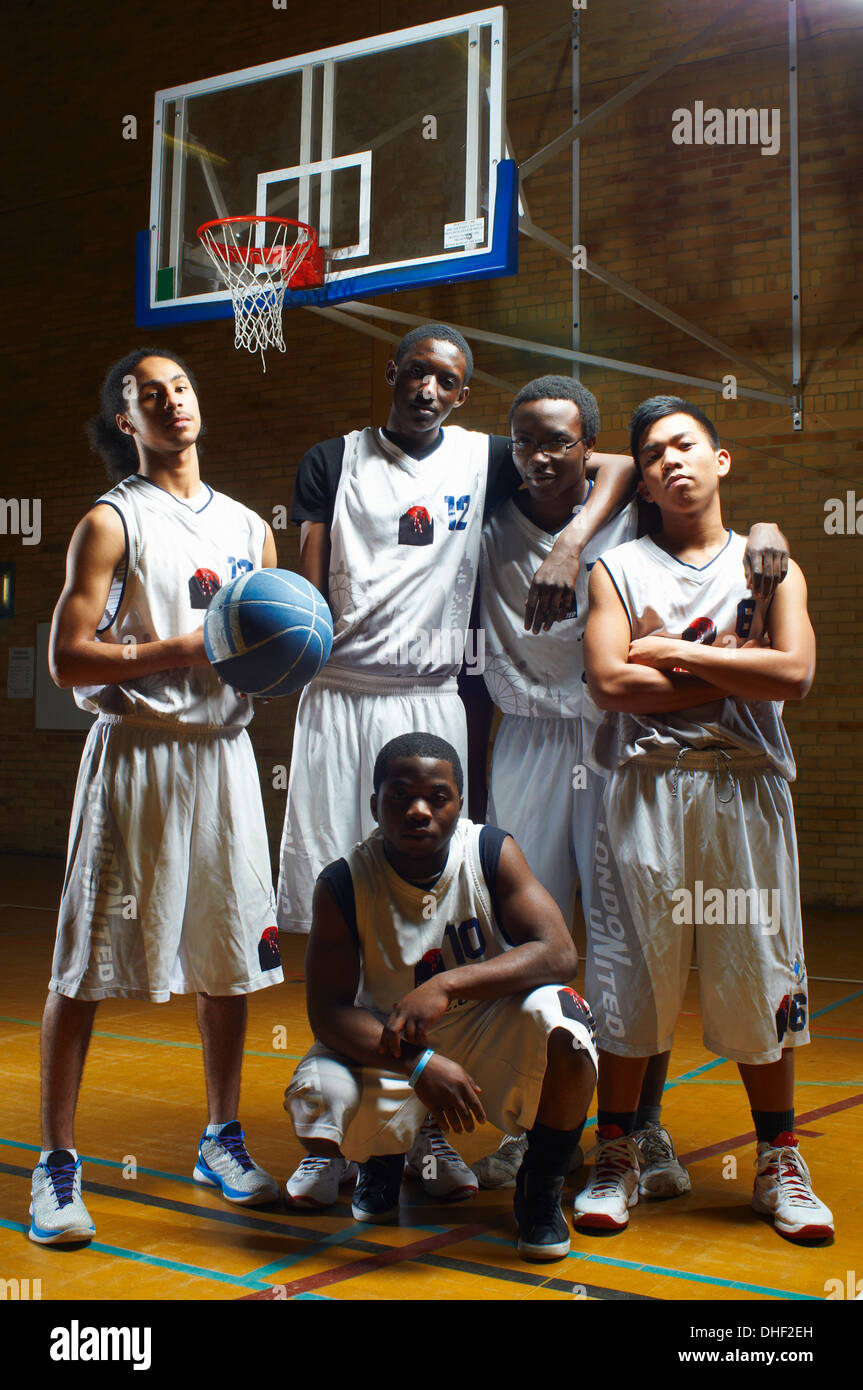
[203,569,333,697]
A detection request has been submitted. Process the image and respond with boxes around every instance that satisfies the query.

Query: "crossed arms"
[584,557,815,714]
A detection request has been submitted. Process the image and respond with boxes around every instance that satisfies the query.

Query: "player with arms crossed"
[280,324,633,1204]
[284,733,598,1261]
[29,350,283,1245]
[575,395,832,1241]
[467,377,788,1196]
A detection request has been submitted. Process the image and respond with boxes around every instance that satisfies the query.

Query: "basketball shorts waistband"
[622,745,776,773]
[95,713,247,739]
[312,667,460,697]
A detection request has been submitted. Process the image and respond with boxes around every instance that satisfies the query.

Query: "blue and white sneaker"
[29,1150,95,1245]
[194,1122,280,1205]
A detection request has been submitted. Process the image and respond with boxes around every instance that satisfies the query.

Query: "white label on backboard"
[444,217,485,249]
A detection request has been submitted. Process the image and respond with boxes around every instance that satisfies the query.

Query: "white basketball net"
[198,218,316,371]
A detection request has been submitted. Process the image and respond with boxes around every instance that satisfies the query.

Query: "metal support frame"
[305,3,803,427]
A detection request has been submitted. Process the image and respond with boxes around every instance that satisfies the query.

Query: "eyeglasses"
[511,436,585,460]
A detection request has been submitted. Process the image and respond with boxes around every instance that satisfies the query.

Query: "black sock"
[635,1103,662,1128]
[523,1121,585,1178]
[751,1109,795,1144]
[597,1110,637,1136]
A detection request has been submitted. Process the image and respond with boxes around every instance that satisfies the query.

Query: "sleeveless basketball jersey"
[593,530,795,777]
[479,493,637,718]
[74,475,266,727]
[331,821,511,1016]
[326,427,489,680]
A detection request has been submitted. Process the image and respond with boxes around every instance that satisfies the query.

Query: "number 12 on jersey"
[444,495,471,530]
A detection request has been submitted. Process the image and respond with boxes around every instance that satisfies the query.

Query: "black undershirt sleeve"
[290,438,346,526]
[483,435,521,521]
[317,859,358,945]
[478,824,514,944]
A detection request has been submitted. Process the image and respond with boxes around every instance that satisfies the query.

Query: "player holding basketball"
[284,733,598,1261]
[279,324,634,1205]
[466,376,788,1197]
[574,395,832,1241]
[29,349,283,1245]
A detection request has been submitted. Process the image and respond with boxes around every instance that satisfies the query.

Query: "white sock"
[205,1122,234,1136]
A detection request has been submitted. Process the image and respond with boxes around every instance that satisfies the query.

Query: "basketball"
[203,568,333,697]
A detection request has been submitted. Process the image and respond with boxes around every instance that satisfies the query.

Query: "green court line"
[0,1015,302,1061]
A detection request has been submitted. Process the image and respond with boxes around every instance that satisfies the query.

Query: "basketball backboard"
[136,8,515,326]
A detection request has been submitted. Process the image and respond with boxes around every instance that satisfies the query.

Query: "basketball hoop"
[197,216,323,370]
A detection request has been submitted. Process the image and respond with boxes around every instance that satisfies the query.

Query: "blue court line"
[0,1014,303,1061]
[474,1232,813,1300]
[0,1215,279,1292]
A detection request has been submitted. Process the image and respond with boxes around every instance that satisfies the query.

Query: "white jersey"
[74,475,266,728]
[325,821,511,1016]
[592,530,795,777]
[480,492,637,718]
[326,427,489,681]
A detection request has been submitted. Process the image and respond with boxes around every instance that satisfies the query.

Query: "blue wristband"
[408,1049,434,1089]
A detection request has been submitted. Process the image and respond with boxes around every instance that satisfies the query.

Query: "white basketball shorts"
[488,712,607,929]
[276,669,468,933]
[585,749,809,1065]
[50,716,283,1002]
[285,984,598,1161]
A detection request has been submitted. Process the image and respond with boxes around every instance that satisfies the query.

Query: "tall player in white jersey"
[278,324,635,1203]
[575,396,833,1242]
[29,350,283,1246]
[283,733,599,1264]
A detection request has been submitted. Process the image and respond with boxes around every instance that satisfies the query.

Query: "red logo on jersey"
[258,925,281,972]
[673,616,717,672]
[398,506,434,547]
[189,568,222,608]
[681,616,717,645]
[414,947,445,987]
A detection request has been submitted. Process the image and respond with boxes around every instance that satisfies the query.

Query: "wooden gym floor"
[1,854,861,1304]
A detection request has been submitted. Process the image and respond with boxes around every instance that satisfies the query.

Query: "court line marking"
[0,1215,288,1291]
[0,1015,304,1061]
[672,1079,863,1086]
[0,1159,811,1303]
[472,1234,815,1300]
[679,1089,863,1165]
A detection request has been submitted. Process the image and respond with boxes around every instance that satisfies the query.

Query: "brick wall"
[2,0,860,905]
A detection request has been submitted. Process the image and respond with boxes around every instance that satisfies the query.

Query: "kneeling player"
[577,395,832,1242]
[284,733,598,1261]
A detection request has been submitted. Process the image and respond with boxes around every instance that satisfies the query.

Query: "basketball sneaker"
[352,1154,405,1222]
[573,1128,640,1231]
[751,1134,834,1240]
[194,1122,279,1205]
[633,1121,691,1198]
[404,1119,478,1200]
[472,1133,585,1188]
[285,1154,358,1208]
[514,1167,571,1262]
[29,1151,95,1245]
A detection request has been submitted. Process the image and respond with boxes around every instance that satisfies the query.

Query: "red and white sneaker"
[573,1128,640,1232]
[751,1134,833,1240]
